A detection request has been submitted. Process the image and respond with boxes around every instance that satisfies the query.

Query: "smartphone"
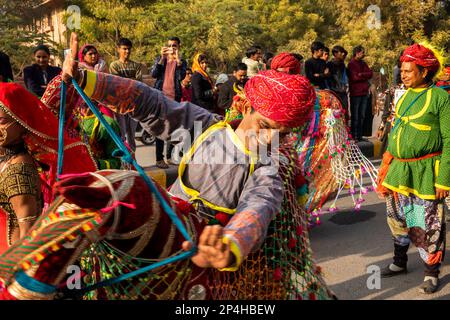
[64,48,71,58]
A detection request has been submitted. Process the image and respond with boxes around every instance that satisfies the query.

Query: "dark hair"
[324,47,330,54]
[117,38,133,48]
[332,45,347,57]
[169,37,181,45]
[197,54,207,63]
[235,63,248,71]
[310,41,325,53]
[352,45,365,57]
[33,44,50,55]
[417,65,438,84]
[291,53,303,62]
[82,45,97,56]
[263,52,274,64]
[246,45,262,58]
[186,68,192,73]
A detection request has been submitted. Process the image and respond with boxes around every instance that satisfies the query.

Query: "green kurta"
[79,115,122,170]
[383,86,450,200]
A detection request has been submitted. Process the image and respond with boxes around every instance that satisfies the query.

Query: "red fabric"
[270,52,301,74]
[400,44,440,72]
[0,82,97,203]
[244,70,316,128]
[348,58,373,96]
[0,208,7,255]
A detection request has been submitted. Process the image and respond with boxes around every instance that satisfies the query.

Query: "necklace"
[0,143,26,164]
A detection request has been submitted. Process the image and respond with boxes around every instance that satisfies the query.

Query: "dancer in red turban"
[377,43,449,294]
[270,52,302,75]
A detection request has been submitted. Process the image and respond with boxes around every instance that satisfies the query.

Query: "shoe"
[156,160,169,169]
[380,264,407,278]
[166,159,177,166]
[419,277,439,294]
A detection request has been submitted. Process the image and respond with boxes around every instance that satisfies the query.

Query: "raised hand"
[182,225,234,269]
[62,32,80,83]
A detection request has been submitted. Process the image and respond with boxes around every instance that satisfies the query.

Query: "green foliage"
[2,0,449,77]
[0,0,54,76]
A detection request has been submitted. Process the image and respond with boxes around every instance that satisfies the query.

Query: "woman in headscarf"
[78,44,108,73]
[191,53,216,111]
[0,82,97,253]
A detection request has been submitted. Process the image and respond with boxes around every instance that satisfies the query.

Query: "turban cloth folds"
[244,70,316,128]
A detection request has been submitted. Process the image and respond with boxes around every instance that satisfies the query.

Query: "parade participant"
[377,43,449,294]
[0,82,96,254]
[62,33,315,275]
[41,75,123,170]
[436,65,450,93]
[254,52,378,220]
[0,34,333,301]
[270,52,302,75]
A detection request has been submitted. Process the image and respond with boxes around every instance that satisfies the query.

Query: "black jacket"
[305,57,330,89]
[0,51,13,82]
[23,64,61,97]
[191,72,215,111]
[217,76,247,111]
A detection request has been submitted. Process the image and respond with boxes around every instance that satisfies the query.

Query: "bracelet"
[17,215,39,224]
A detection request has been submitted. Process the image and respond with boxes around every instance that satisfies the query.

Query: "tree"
[0,0,53,77]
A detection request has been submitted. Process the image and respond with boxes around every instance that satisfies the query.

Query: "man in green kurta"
[377,43,450,294]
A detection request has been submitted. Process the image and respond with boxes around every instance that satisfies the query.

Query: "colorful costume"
[41,75,122,170]
[0,70,333,300]
[229,53,378,224]
[0,83,97,254]
[377,44,450,277]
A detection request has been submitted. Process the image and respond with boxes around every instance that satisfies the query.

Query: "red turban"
[244,70,316,128]
[400,44,440,72]
[271,52,301,74]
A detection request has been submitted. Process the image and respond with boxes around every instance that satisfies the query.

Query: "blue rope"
[15,270,57,294]
[56,81,67,180]
[53,80,196,294]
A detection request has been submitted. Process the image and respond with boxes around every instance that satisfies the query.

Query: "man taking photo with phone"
[151,37,187,168]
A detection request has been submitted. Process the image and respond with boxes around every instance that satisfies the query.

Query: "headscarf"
[192,53,213,87]
[270,52,301,75]
[78,44,108,73]
[400,43,441,73]
[243,70,316,128]
[0,82,97,203]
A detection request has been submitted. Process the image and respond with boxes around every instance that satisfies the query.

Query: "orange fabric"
[394,151,442,163]
[427,251,443,265]
[191,53,213,87]
[0,208,7,255]
[376,151,394,196]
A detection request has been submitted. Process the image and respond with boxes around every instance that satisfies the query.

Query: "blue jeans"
[350,95,368,140]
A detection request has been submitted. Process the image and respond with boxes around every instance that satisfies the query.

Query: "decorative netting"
[77,147,333,300]
[290,90,378,224]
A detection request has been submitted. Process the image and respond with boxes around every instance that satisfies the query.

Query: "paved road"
[135,139,450,300]
[309,186,450,300]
